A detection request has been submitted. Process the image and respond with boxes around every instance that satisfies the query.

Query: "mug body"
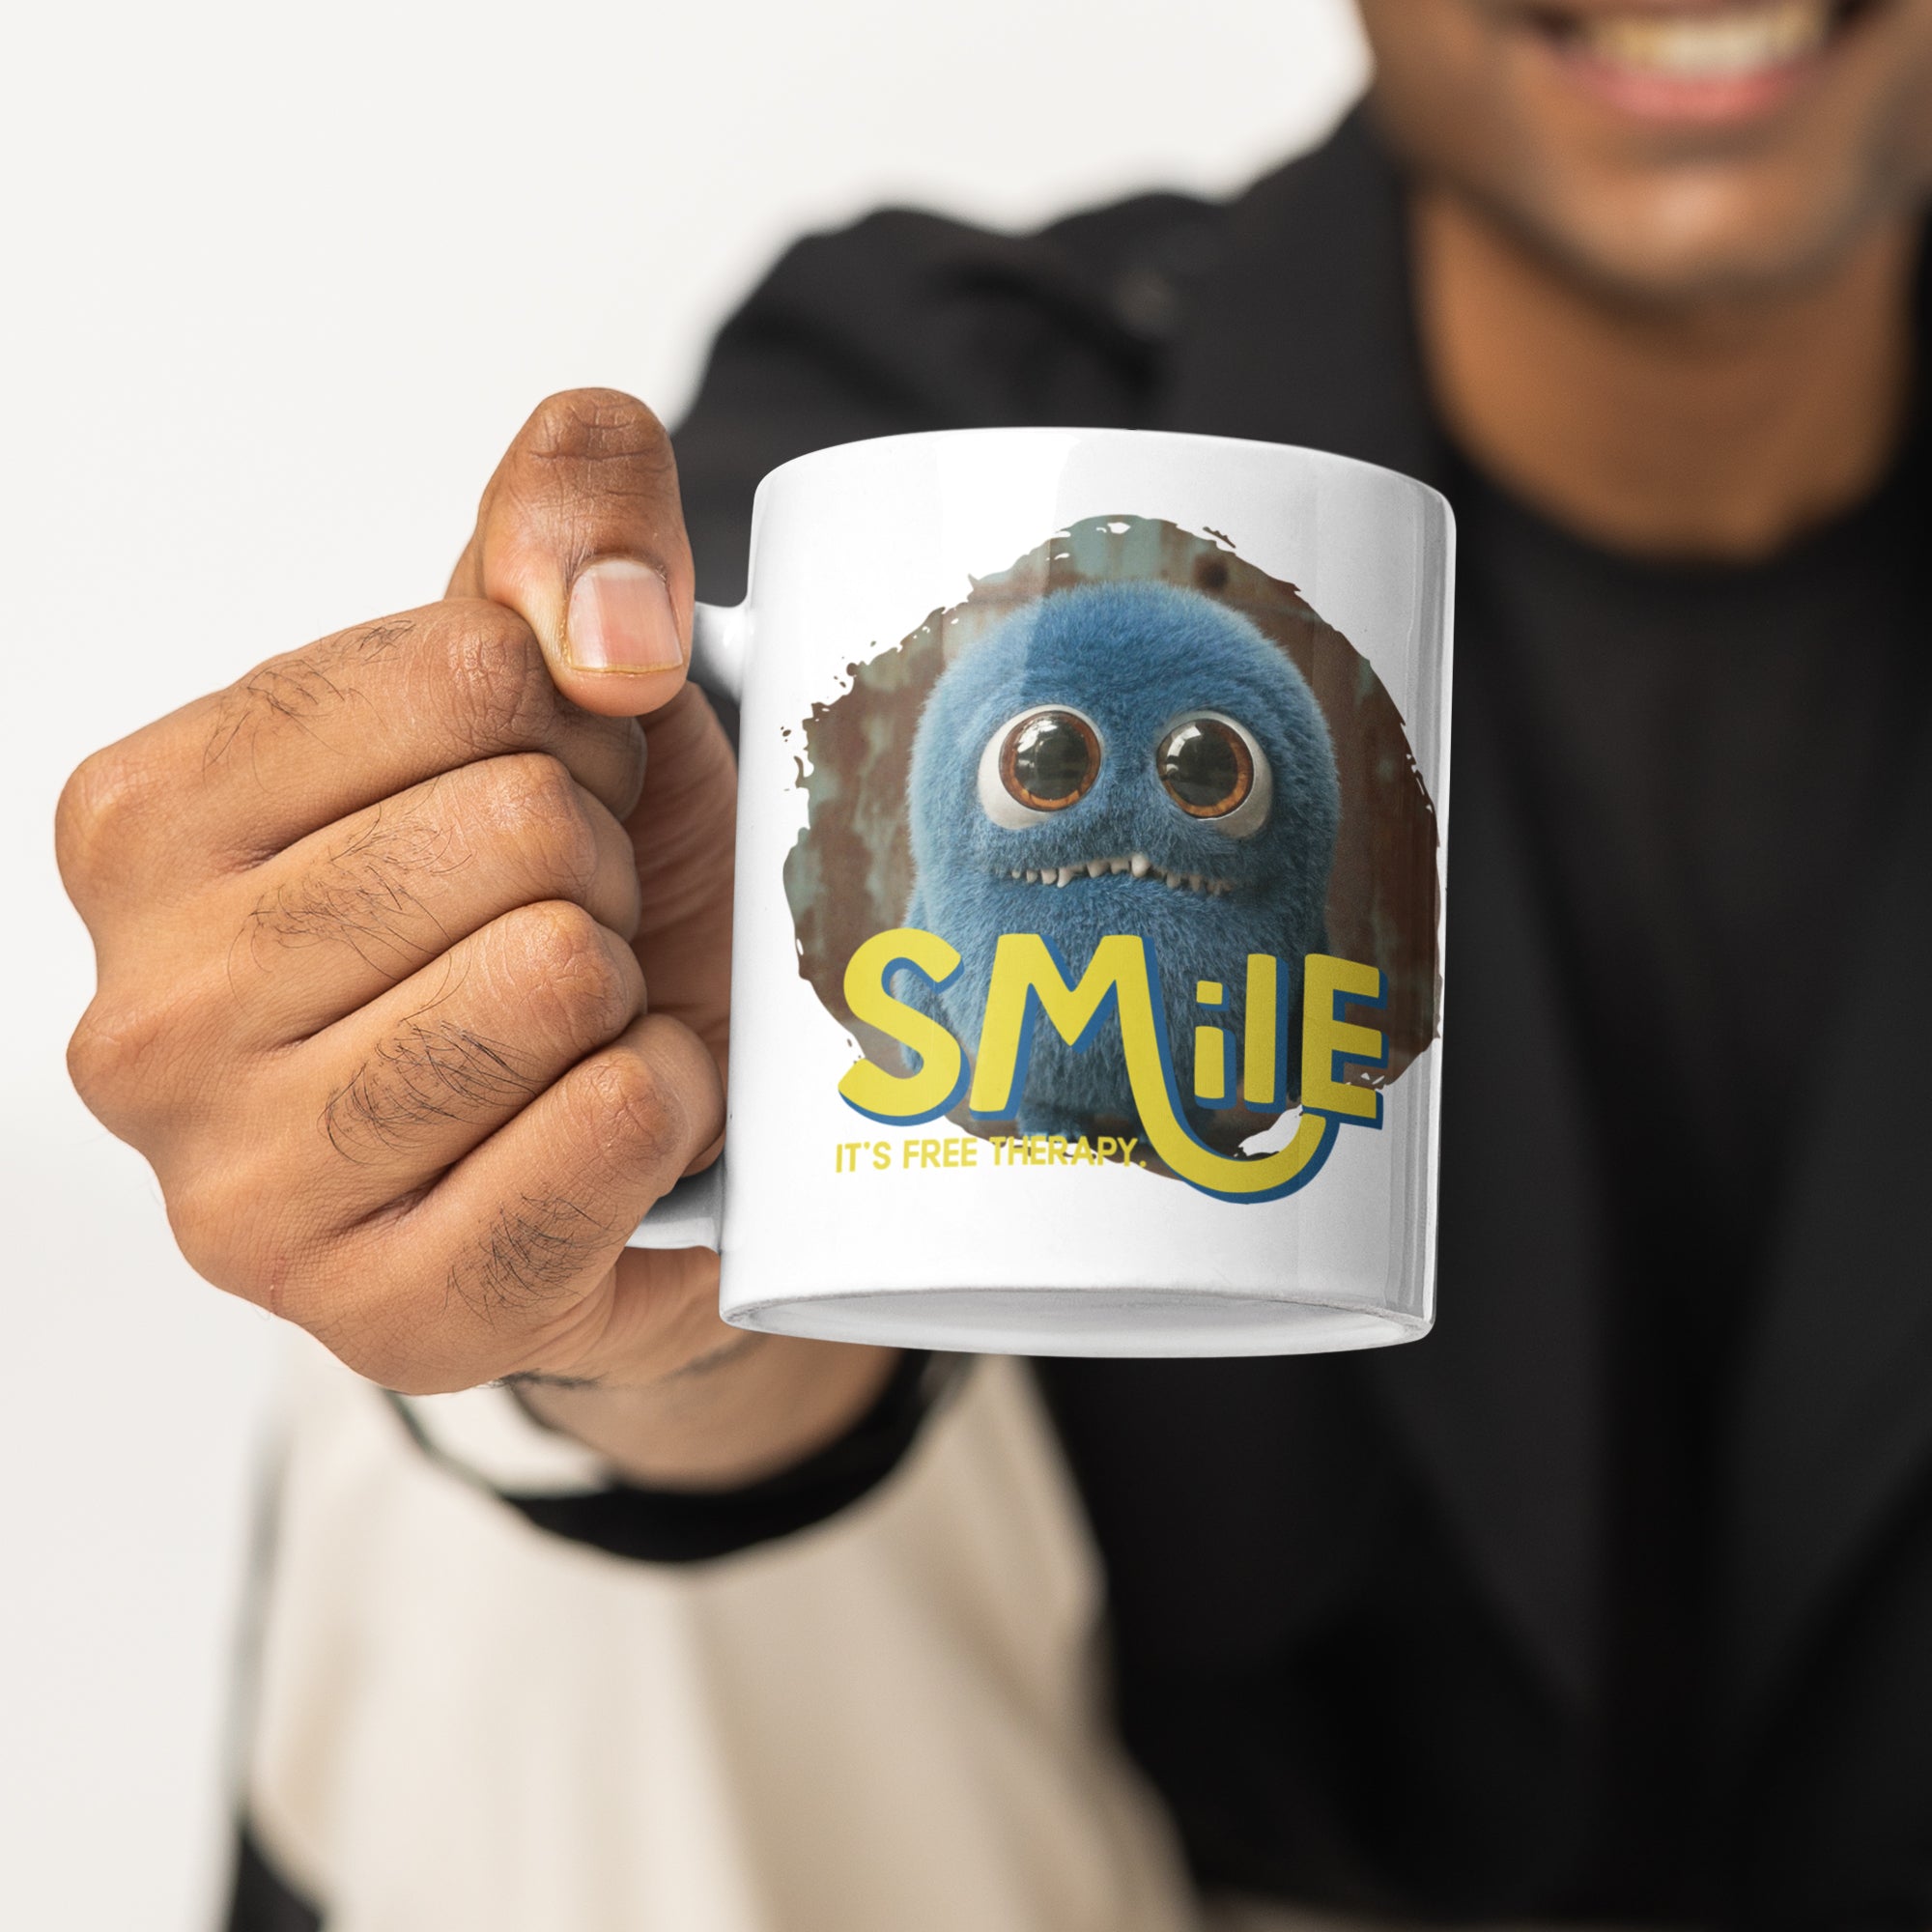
[714,427,1451,1356]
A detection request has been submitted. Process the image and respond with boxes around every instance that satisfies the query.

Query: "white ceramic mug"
[630,427,1453,1357]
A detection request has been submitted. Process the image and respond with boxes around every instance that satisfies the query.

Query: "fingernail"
[566,559,683,672]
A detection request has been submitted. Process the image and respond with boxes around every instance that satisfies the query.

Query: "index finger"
[57,599,649,907]
[450,388,696,721]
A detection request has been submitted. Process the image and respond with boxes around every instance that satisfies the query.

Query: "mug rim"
[751,423,1452,522]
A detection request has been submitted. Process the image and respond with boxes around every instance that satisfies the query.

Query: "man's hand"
[57,390,893,1486]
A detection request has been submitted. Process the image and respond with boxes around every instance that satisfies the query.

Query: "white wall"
[0,3,1365,1923]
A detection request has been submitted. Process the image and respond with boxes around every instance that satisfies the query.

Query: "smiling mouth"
[1522,0,1880,107]
[1536,0,1842,72]
[1001,852,1236,895]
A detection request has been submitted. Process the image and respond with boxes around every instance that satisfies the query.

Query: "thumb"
[449,388,695,720]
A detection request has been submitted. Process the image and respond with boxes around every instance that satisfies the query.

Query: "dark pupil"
[1010,714,1093,803]
[1159,723,1239,809]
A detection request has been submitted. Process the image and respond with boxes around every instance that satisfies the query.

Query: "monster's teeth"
[1187,875,1204,894]
[1164,870,1183,890]
[1087,858,1107,878]
[1110,856,1131,874]
[1130,853,1151,878]
[1058,866,1078,887]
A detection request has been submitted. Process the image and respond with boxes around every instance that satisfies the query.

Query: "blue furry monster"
[895,580,1342,1142]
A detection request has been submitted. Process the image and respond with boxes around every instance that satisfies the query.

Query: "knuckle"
[65,1001,132,1114]
[490,754,599,895]
[504,901,635,1046]
[55,746,154,885]
[315,1305,443,1394]
[348,1350,447,1399]
[66,989,186,1127]
[578,1051,688,1180]
[164,1158,248,1282]
[166,1153,318,1303]
[440,601,554,755]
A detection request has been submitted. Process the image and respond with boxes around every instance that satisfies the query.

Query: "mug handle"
[625,599,746,1254]
[688,598,749,704]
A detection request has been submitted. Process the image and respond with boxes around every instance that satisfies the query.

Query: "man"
[57,0,1932,1924]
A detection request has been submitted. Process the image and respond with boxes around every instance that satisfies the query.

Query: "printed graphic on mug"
[782,517,1439,1204]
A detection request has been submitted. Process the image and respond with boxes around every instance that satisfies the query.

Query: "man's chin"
[1469,156,1901,308]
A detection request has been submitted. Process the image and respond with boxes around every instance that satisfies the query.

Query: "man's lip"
[1512,0,1868,128]
[1509,0,1845,18]
[1545,43,1825,125]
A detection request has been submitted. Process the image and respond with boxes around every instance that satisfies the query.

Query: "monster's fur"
[895,581,1341,1139]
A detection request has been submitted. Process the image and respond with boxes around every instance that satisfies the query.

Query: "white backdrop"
[0,3,1364,1923]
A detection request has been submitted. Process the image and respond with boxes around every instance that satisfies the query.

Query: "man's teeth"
[1576,1,1832,77]
[1006,854,1233,895]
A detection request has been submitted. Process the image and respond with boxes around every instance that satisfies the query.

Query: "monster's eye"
[977,707,1103,827]
[1153,713,1272,838]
